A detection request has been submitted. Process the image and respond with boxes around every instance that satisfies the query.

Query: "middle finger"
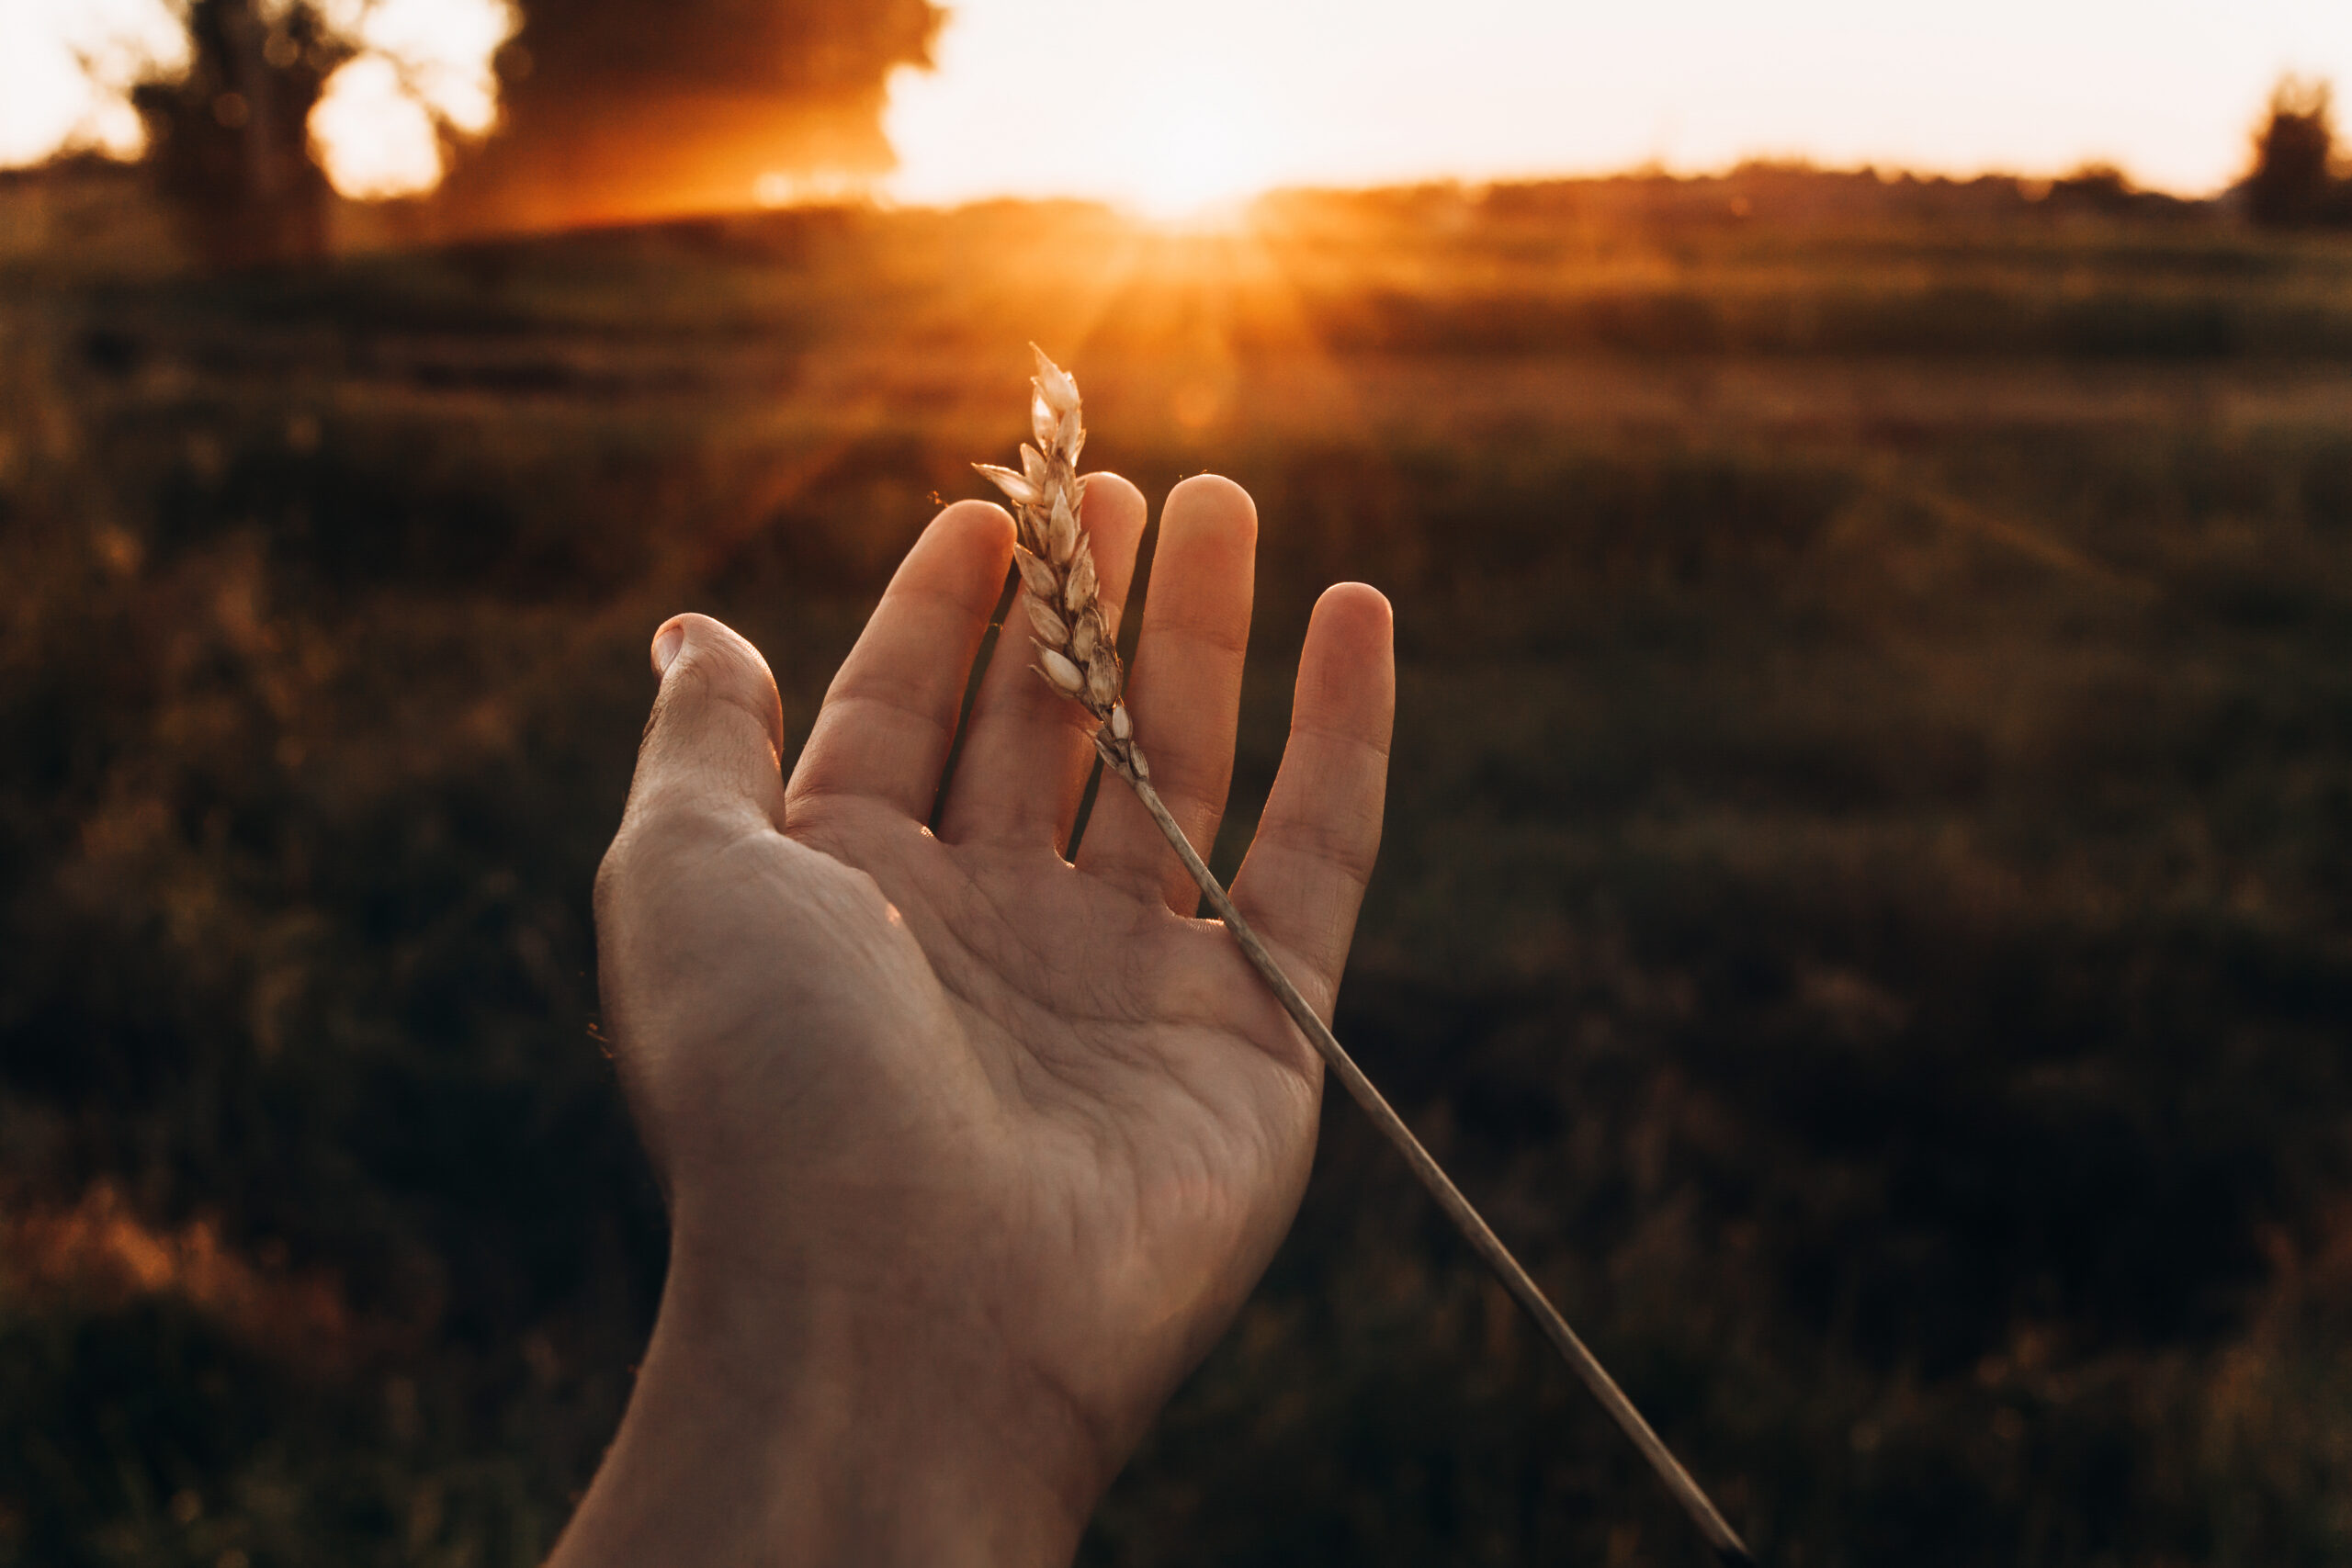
[935,472,1148,852]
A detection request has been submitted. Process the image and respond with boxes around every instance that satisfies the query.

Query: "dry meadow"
[5,169,2352,1565]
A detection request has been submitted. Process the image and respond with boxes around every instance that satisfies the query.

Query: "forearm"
[547,1250,1095,1568]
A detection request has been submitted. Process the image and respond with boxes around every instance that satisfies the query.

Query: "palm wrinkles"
[804,796,1314,1323]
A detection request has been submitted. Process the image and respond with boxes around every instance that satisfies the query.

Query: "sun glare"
[885,27,1293,222]
[1122,73,1278,224]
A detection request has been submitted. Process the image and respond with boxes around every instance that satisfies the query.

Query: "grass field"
[5,168,2352,1565]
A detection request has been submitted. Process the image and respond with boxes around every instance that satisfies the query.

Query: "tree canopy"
[130,0,942,257]
[132,0,348,264]
[2245,76,2351,227]
[436,0,944,231]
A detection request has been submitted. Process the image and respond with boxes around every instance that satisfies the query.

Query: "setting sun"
[883,2,1312,218]
[1116,67,1280,222]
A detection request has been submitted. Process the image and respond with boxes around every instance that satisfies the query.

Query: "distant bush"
[2245,76,2352,228]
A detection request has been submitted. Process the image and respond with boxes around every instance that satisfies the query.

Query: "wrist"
[550,1220,1104,1568]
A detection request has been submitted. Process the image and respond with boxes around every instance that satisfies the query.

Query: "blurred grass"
[4,169,2352,1565]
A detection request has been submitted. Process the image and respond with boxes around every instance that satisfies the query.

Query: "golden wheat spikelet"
[973,345,1147,783]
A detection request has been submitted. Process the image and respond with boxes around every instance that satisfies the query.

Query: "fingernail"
[650,622,685,674]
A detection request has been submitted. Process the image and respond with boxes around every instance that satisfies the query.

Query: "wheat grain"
[977,348,1755,1568]
[973,345,1148,784]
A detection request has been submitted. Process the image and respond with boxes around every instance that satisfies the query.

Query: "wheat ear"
[977,346,1756,1568]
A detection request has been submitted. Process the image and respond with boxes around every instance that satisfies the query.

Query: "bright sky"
[5,0,2351,212]
[0,0,185,165]
[884,0,2352,214]
[0,0,511,198]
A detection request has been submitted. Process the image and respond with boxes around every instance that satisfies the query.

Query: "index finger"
[784,501,1015,823]
[1227,583,1395,1008]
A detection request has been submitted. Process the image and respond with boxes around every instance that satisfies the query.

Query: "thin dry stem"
[978,349,1755,1568]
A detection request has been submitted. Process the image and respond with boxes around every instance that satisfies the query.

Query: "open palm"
[575,474,1394,1566]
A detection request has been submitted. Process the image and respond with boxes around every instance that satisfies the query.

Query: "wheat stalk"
[978,347,1757,1567]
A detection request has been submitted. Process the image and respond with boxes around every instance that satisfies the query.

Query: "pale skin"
[555,473,1395,1567]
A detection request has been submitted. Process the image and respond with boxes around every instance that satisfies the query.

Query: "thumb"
[620,613,788,838]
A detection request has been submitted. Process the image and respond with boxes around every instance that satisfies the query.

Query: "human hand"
[552,474,1393,1567]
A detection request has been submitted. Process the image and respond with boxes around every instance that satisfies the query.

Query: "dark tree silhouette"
[131,0,350,265]
[2245,75,2348,228]
[433,0,944,233]
[125,0,940,257]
